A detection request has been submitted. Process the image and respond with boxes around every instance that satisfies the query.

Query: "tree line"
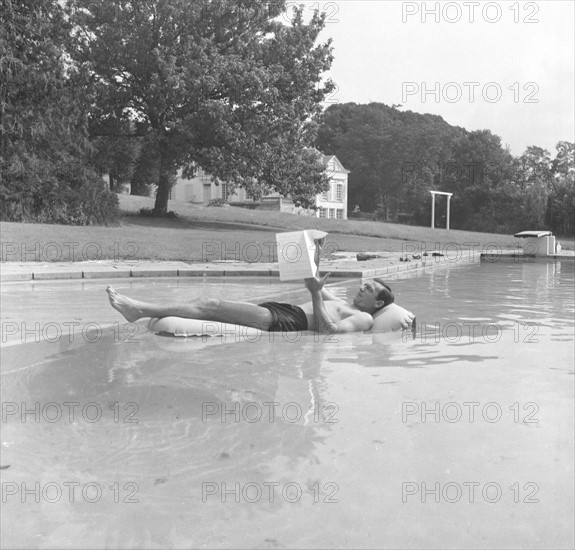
[317,103,574,236]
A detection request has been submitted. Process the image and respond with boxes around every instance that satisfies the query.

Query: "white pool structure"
[1,258,573,549]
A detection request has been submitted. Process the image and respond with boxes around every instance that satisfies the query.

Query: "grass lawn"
[1,194,572,262]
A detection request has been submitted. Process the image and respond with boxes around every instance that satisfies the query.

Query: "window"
[221,182,231,201]
[329,208,335,219]
[319,208,326,218]
[322,184,334,202]
[336,184,343,202]
[336,209,343,219]
[200,169,210,184]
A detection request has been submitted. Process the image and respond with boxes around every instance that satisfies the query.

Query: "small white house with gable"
[168,151,350,219]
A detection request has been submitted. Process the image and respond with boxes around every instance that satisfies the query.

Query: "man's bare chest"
[300,301,357,319]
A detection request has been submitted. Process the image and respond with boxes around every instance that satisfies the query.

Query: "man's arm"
[305,274,373,333]
[313,238,345,302]
[320,287,346,302]
[327,310,374,333]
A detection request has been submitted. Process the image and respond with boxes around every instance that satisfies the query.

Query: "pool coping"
[0,253,464,282]
[1,250,573,282]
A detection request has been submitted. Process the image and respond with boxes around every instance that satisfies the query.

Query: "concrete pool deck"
[1,248,573,282]
[0,251,472,282]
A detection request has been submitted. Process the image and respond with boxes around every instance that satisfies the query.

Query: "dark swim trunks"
[257,302,309,332]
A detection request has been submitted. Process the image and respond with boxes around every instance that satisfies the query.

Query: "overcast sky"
[299,0,574,156]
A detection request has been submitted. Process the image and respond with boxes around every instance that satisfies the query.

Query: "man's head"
[352,278,394,314]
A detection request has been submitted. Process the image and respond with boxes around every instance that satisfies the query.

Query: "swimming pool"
[1,260,573,549]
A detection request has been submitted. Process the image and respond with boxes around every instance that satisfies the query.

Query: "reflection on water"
[1,263,574,549]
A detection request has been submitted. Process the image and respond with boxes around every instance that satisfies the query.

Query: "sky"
[296,0,574,156]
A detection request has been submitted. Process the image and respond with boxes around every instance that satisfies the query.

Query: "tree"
[0,0,119,223]
[441,130,515,230]
[130,134,160,196]
[507,146,553,228]
[513,146,553,191]
[89,118,142,191]
[68,0,334,215]
[317,103,464,220]
[547,141,575,236]
[551,141,575,182]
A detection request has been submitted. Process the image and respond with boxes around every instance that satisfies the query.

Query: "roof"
[513,231,553,238]
[304,147,350,174]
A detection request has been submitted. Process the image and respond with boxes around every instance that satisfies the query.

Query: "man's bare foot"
[106,285,145,323]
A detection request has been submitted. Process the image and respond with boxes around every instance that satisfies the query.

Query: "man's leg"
[106,286,274,329]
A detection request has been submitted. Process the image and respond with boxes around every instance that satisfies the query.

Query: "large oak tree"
[68,0,335,214]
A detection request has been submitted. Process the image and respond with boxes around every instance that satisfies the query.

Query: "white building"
[169,151,350,219]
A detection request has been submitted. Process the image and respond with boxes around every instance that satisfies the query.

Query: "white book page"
[276,230,327,281]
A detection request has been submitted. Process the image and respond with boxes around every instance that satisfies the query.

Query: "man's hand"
[314,237,326,250]
[313,237,326,276]
[304,272,331,294]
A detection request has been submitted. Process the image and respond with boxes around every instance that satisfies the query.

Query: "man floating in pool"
[106,274,415,334]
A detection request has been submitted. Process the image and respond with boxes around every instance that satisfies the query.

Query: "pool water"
[1,261,573,549]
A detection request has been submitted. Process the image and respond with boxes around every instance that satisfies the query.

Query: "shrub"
[0,165,121,225]
[207,198,229,207]
[229,201,260,210]
[348,211,377,221]
[138,207,178,218]
[60,175,121,225]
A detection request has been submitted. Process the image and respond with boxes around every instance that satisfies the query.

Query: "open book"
[275,230,328,281]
